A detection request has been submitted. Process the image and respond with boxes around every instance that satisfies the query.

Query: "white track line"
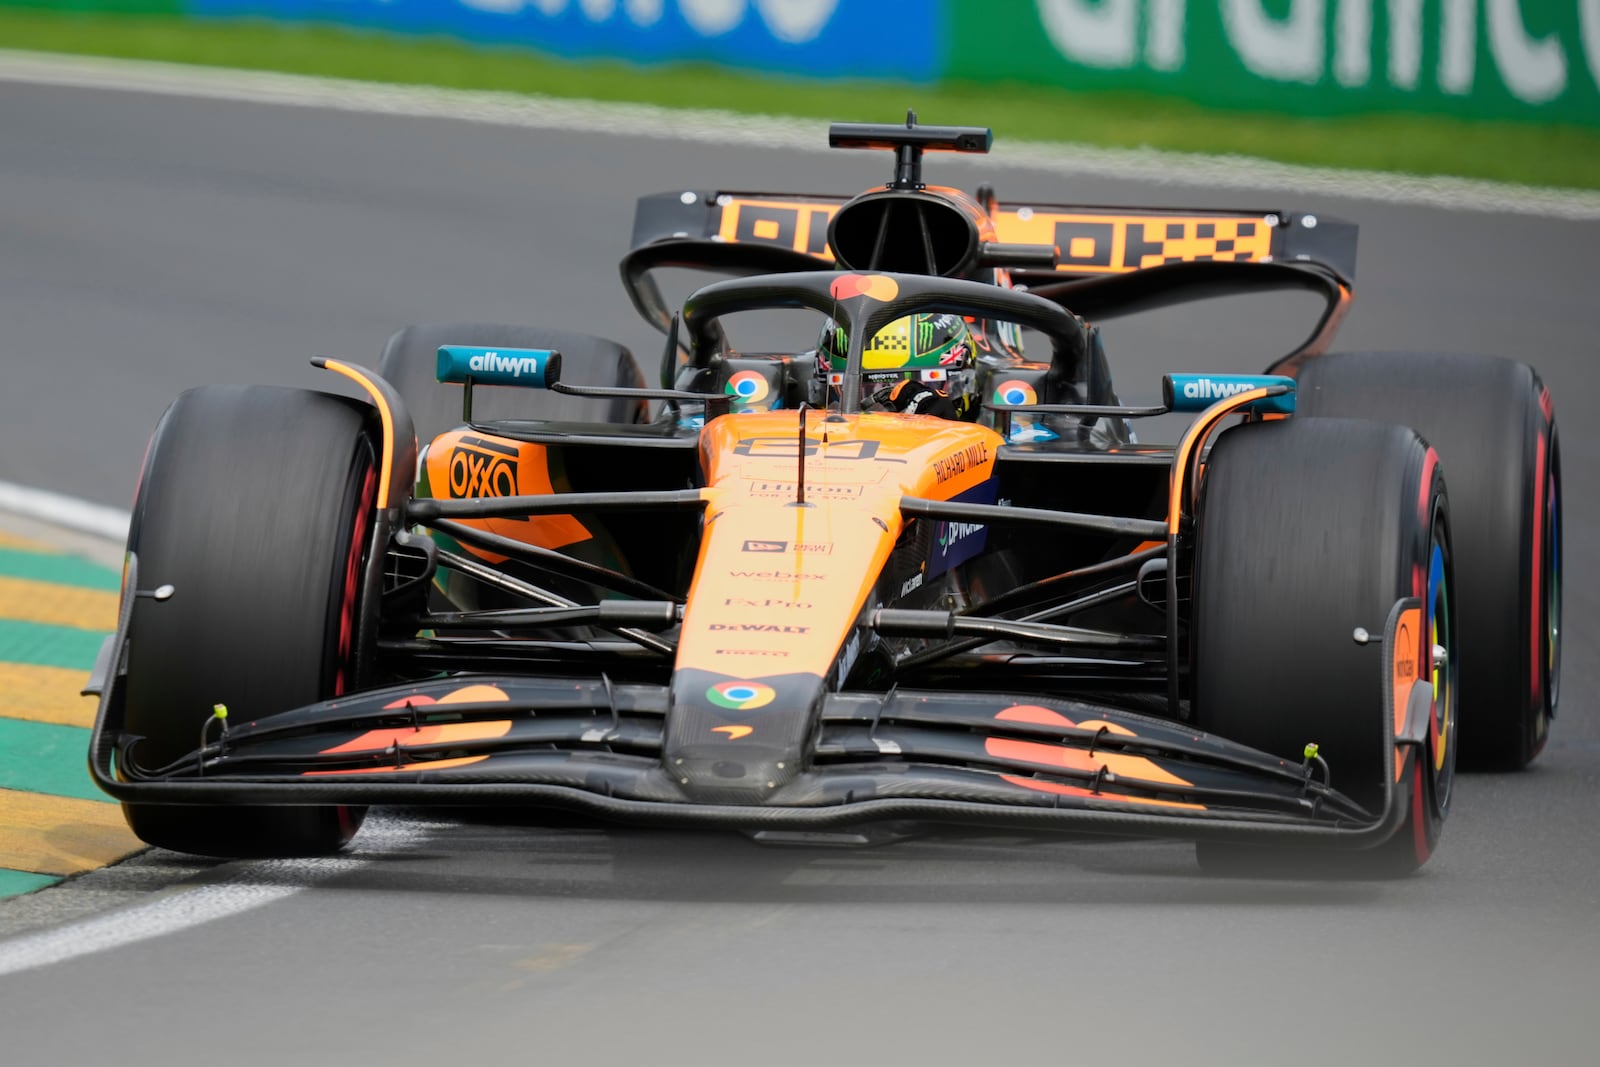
[0,479,131,544]
[0,815,430,978]
[2,48,1598,220]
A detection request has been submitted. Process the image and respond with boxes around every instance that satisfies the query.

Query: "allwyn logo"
[1181,378,1254,400]
[469,351,542,378]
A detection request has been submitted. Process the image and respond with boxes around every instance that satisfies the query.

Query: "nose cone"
[663,670,823,803]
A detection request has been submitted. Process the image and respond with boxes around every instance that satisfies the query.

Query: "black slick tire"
[379,323,647,451]
[1191,417,1455,877]
[120,386,376,858]
[1294,352,1558,769]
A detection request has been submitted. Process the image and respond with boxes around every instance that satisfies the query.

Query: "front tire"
[1191,417,1455,877]
[121,386,377,857]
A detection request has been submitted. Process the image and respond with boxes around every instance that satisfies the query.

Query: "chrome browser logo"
[706,681,776,711]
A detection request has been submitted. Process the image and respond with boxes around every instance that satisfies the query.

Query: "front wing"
[87,610,1426,852]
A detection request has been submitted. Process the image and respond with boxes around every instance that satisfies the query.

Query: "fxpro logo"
[1181,378,1254,401]
[468,351,542,378]
[937,521,985,550]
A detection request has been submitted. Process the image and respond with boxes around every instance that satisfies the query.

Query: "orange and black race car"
[87,120,1560,877]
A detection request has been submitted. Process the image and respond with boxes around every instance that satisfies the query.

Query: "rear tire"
[1191,417,1455,877]
[379,323,647,451]
[1294,352,1557,769]
[121,386,376,857]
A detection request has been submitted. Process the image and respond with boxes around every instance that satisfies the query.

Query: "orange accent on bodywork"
[384,695,438,709]
[716,196,840,259]
[321,720,512,755]
[319,358,400,509]
[713,725,755,739]
[424,430,591,559]
[1168,386,1276,535]
[986,736,1192,789]
[1391,606,1423,781]
[996,705,1075,728]
[305,756,490,776]
[999,775,1203,810]
[677,410,1003,682]
[437,684,511,705]
[990,211,1273,275]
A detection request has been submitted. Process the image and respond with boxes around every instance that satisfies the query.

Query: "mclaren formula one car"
[87,119,1561,877]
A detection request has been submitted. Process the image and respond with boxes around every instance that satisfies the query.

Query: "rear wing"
[623,191,1358,371]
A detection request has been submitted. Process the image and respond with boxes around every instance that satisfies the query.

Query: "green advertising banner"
[951,1,1600,126]
[5,0,1597,126]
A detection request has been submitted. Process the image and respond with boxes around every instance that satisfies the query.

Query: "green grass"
[4,10,1599,190]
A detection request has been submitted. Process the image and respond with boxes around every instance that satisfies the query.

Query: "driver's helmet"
[818,312,979,418]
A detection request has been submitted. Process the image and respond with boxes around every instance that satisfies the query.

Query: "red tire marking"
[1530,433,1546,702]
[334,464,378,697]
[1410,757,1432,865]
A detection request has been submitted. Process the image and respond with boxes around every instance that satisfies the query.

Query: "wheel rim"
[1427,531,1457,817]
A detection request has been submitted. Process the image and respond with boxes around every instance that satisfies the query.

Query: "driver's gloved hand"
[882,380,958,419]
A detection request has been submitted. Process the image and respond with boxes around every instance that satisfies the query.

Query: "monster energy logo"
[917,317,935,350]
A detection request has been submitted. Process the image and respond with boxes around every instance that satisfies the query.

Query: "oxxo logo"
[448,437,519,498]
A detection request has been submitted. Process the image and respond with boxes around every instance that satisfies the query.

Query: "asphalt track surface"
[1,79,1597,1064]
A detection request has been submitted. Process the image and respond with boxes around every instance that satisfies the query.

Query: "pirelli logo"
[992,211,1275,274]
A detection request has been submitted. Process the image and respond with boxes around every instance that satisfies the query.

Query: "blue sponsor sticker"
[927,479,997,579]
[436,345,559,388]
[1164,373,1295,414]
